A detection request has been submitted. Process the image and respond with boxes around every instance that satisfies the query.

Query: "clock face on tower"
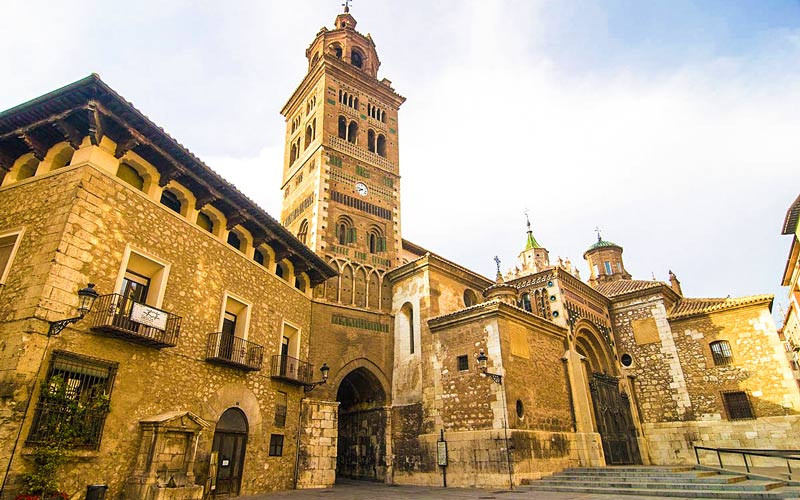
[355,182,368,197]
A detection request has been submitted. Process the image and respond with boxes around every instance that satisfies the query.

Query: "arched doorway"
[212,408,248,496]
[575,325,641,465]
[336,367,388,481]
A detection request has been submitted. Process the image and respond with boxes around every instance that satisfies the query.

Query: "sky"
[2,0,799,322]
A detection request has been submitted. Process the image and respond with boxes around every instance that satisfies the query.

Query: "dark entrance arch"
[212,408,248,496]
[336,367,388,481]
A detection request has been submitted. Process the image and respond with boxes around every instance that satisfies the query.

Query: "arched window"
[290,143,298,163]
[334,45,342,59]
[16,157,38,181]
[353,97,359,110]
[369,232,378,253]
[464,289,478,307]
[304,124,313,149]
[381,110,386,123]
[254,248,265,265]
[51,148,74,170]
[348,94,353,107]
[710,340,734,366]
[295,275,307,292]
[197,212,214,233]
[297,219,309,244]
[519,293,532,312]
[276,261,289,281]
[227,231,242,251]
[351,49,363,69]
[310,52,319,67]
[347,121,358,144]
[116,163,144,191]
[338,116,347,140]
[367,130,376,153]
[336,223,348,245]
[160,189,182,214]
[376,134,387,157]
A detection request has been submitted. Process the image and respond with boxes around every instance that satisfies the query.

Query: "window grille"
[457,355,469,371]
[710,340,734,366]
[269,434,285,456]
[27,350,117,449]
[722,391,754,420]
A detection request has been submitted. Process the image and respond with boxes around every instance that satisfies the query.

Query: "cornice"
[428,300,567,339]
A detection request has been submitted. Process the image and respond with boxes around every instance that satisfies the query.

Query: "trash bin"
[86,484,108,500]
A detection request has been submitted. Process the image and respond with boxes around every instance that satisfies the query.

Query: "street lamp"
[304,363,330,393]
[48,283,99,337]
[477,349,503,384]
[476,348,513,489]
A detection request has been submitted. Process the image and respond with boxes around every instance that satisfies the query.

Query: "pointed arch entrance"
[212,408,248,496]
[574,323,641,465]
[335,366,389,481]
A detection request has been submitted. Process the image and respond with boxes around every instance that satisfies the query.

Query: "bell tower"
[280,7,405,310]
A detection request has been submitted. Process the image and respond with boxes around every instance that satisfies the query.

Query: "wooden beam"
[87,102,104,146]
[0,150,14,172]
[195,192,218,210]
[52,119,83,150]
[225,210,248,230]
[114,136,140,159]
[18,132,48,161]
[157,169,178,188]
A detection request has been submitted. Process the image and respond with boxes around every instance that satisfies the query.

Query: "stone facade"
[1,8,799,499]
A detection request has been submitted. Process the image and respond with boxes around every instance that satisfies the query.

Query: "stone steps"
[525,466,800,499]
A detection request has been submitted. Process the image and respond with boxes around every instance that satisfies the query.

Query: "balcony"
[206,332,263,371]
[89,294,181,348]
[328,135,396,173]
[270,355,314,385]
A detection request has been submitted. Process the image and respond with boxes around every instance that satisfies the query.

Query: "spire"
[669,269,683,296]
[524,211,541,250]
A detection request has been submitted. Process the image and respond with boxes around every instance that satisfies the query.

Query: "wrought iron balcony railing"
[205,332,263,371]
[88,294,181,348]
[270,354,313,385]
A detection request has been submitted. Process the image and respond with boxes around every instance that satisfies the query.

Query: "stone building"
[1,6,799,498]
[780,194,800,384]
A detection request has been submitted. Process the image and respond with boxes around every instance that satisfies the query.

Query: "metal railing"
[88,294,181,348]
[205,332,263,371]
[695,446,800,480]
[270,354,313,385]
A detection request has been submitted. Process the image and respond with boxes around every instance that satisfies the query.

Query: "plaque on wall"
[436,440,448,466]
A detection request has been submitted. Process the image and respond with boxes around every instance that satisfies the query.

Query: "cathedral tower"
[280,8,405,310]
[584,232,632,287]
[518,214,550,275]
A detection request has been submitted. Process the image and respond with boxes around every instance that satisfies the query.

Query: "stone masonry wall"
[297,399,339,488]
[1,164,317,498]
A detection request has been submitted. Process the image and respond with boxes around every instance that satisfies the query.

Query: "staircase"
[524,466,800,498]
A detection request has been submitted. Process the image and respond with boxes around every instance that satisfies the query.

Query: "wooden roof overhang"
[0,75,336,284]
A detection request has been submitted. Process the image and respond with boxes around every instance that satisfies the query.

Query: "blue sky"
[2,1,798,321]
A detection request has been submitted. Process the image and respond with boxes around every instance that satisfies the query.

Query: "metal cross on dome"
[494,255,501,275]
[594,226,603,242]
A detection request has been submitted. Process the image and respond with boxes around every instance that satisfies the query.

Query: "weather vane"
[342,0,352,12]
[524,208,531,230]
[594,226,602,242]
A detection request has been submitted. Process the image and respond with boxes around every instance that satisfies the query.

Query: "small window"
[457,355,469,371]
[516,400,525,419]
[376,134,387,157]
[269,434,284,456]
[464,289,478,307]
[118,249,169,309]
[227,231,242,251]
[722,391,754,420]
[593,264,600,276]
[297,219,309,245]
[604,261,613,275]
[27,350,117,449]
[334,46,342,59]
[16,157,38,181]
[710,340,734,366]
[116,163,145,191]
[620,353,634,367]
[197,212,214,233]
[0,231,23,285]
[351,49,363,69]
[254,248,265,266]
[276,261,290,281]
[160,189,182,214]
[519,293,532,312]
[275,392,287,428]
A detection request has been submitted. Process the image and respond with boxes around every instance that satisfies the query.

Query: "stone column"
[297,399,339,489]
[563,349,605,466]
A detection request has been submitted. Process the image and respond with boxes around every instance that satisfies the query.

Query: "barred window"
[27,350,117,449]
[710,340,734,366]
[457,355,469,371]
[274,392,287,428]
[269,434,284,456]
[722,391,754,420]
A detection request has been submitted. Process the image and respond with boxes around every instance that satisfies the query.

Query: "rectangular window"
[457,355,469,371]
[27,350,117,449]
[275,392,287,428]
[604,261,613,275]
[722,391,754,420]
[269,434,285,456]
[0,230,23,285]
[116,247,170,308]
[593,264,600,276]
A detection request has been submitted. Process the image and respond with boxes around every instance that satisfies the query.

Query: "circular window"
[516,400,524,419]
[620,353,634,367]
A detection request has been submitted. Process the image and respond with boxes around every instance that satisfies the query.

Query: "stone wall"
[0,163,319,497]
[297,399,338,488]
